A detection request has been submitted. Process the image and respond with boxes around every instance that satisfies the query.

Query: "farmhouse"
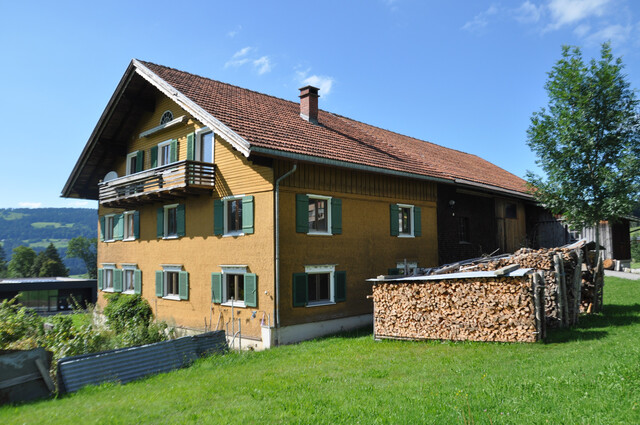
[63,59,554,348]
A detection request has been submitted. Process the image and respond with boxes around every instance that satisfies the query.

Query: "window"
[196,128,214,163]
[160,110,173,125]
[125,151,144,175]
[295,194,342,235]
[157,204,185,238]
[121,264,141,294]
[390,204,421,237]
[123,211,139,241]
[155,265,188,300]
[98,265,116,292]
[151,140,177,168]
[458,217,470,243]
[505,203,518,219]
[394,261,418,276]
[104,215,115,241]
[214,196,254,236]
[292,265,347,307]
[211,266,257,308]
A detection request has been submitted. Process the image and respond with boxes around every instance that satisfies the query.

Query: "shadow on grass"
[546,303,640,343]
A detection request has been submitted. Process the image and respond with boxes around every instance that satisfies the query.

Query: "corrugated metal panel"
[194,331,228,356]
[57,331,226,393]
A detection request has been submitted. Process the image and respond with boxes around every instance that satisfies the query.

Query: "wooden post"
[533,273,546,341]
[572,249,583,325]
[553,255,566,327]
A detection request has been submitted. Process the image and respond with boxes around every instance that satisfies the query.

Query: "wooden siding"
[214,138,273,198]
[495,198,526,254]
[275,161,436,202]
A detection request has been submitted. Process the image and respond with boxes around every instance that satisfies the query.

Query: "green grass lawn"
[2,277,639,424]
[23,239,69,249]
[30,222,74,229]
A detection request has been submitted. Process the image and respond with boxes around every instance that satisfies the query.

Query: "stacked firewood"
[373,277,538,343]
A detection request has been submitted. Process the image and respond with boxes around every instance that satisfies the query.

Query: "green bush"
[631,240,640,262]
[103,293,153,333]
[43,315,112,360]
[0,297,44,349]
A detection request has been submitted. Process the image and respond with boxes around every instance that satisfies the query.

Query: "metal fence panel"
[58,330,226,393]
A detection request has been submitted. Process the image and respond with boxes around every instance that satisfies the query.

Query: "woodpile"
[373,277,538,343]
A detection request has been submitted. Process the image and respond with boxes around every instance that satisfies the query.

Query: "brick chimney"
[299,85,319,124]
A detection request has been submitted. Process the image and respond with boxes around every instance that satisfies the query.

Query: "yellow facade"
[97,90,440,342]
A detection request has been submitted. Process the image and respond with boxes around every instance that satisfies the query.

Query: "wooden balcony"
[99,161,216,208]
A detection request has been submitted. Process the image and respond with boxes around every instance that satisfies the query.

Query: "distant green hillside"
[0,208,97,275]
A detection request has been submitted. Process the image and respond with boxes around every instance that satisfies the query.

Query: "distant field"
[31,222,75,229]
[1,276,638,424]
[22,239,69,249]
[0,211,26,220]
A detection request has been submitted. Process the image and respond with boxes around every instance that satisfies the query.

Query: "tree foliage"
[66,236,97,278]
[0,244,7,278]
[8,246,37,277]
[31,243,69,277]
[526,43,640,230]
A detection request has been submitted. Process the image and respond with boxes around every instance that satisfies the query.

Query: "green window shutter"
[213,200,224,235]
[334,271,346,302]
[114,269,123,292]
[292,272,308,307]
[388,268,401,276]
[177,204,186,237]
[242,195,254,234]
[390,204,399,236]
[99,216,105,242]
[113,214,124,240]
[414,206,422,237]
[186,132,195,161]
[211,273,222,303]
[170,139,178,163]
[134,269,142,294]
[155,271,163,297]
[179,271,189,300]
[244,273,258,307]
[150,146,158,168]
[133,211,140,239]
[157,207,164,238]
[136,150,144,172]
[97,268,103,290]
[331,197,342,234]
[296,194,309,233]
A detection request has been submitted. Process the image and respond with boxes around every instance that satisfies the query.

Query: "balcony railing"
[99,160,216,208]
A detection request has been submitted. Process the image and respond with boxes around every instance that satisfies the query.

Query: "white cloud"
[224,47,253,68]
[547,0,612,30]
[462,4,499,33]
[584,23,632,44]
[19,202,42,208]
[297,69,334,96]
[70,200,91,207]
[253,56,272,75]
[515,1,543,23]
[573,23,592,37]
[227,25,242,38]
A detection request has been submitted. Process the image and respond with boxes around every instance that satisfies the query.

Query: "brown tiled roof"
[140,61,529,195]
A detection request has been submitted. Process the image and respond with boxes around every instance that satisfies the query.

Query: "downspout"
[274,163,297,345]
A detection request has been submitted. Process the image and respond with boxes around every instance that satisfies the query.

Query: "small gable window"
[160,110,173,125]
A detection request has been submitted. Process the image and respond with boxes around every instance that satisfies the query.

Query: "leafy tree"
[0,244,7,278]
[527,43,640,310]
[8,246,37,277]
[66,236,97,278]
[31,243,68,277]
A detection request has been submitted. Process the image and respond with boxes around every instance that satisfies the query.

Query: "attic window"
[160,111,173,125]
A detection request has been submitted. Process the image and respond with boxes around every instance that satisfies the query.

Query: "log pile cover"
[373,276,538,343]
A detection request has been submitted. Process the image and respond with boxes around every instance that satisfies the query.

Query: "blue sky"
[1,0,640,209]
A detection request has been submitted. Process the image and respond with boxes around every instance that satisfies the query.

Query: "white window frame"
[396,261,418,276]
[304,264,336,307]
[160,110,174,125]
[123,211,136,241]
[397,204,415,238]
[126,152,138,175]
[163,204,179,239]
[122,263,137,294]
[195,127,214,163]
[102,264,116,292]
[158,140,172,167]
[223,195,245,237]
[220,265,248,307]
[162,265,182,300]
[307,194,332,236]
[104,214,116,242]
